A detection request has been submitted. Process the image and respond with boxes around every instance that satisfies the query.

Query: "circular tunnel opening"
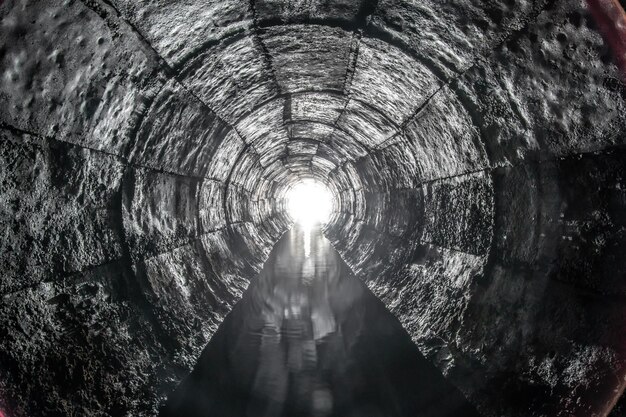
[285,178,334,228]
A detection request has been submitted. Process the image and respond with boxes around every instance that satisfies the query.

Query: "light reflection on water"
[248,226,343,416]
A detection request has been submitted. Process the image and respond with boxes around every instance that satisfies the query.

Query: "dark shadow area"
[160,225,480,417]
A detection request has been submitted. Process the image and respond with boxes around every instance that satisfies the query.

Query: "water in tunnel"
[160,225,480,417]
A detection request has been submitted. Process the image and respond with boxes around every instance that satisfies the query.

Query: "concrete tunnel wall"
[0,0,625,416]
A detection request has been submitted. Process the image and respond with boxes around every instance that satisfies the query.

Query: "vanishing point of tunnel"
[1,0,626,416]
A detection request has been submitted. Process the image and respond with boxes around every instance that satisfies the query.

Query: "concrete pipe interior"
[0,0,626,416]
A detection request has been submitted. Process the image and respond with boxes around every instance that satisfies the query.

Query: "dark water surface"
[161,226,480,417]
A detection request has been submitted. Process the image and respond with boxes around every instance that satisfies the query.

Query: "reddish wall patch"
[586,0,626,80]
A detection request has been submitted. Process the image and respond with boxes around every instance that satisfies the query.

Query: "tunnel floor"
[160,225,480,417]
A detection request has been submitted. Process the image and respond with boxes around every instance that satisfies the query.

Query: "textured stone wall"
[0,0,291,414]
[1,0,625,415]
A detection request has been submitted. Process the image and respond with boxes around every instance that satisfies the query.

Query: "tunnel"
[1,0,626,416]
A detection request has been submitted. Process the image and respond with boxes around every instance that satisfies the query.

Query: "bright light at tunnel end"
[286,179,333,228]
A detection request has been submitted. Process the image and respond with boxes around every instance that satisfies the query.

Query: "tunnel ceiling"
[1,0,626,416]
